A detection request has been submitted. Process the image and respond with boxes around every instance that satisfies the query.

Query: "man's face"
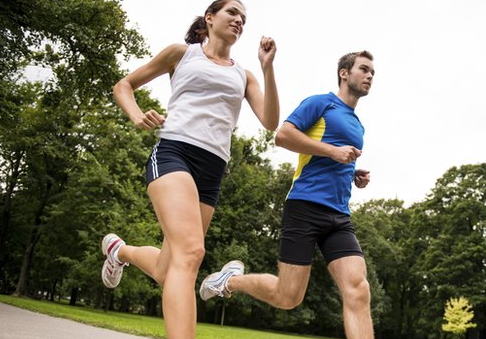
[346,57,375,97]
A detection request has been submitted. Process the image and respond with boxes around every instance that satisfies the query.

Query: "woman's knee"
[152,244,205,285]
[190,245,206,265]
[174,244,206,269]
[153,256,206,284]
[152,271,166,286]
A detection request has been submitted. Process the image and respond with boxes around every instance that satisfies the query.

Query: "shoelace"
[207,285,225,298]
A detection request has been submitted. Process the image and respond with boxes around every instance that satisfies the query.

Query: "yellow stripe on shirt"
[287,117,326,196]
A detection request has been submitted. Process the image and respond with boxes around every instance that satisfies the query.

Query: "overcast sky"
[119,0,486,206]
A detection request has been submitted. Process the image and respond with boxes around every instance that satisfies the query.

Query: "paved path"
[0,302,153,339]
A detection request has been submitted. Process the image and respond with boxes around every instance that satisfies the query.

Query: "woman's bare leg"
[118,203,214,286]
[146,171,212,339]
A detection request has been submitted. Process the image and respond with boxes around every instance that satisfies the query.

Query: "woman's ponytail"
[184,16,207,44]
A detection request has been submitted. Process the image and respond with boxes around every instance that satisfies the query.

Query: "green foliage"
[0,0,159,309]
[0,0,149,90]
[410,164,486,339]
[442,297,477,335]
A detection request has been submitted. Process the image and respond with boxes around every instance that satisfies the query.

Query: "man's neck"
[336,90,359,108]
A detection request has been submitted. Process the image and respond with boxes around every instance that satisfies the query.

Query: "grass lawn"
[0,294,336,339]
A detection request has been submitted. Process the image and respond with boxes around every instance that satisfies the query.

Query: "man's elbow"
[274,130,286,147]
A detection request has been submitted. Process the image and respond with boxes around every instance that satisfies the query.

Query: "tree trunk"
[13,175,50,297]
[69,287,78,306]
[220,301,226,326]
[94,287,104,309]
[0,153,23,266]
[104,290,114,312]
[13,224,42,296]
[145,295,160,316]
[120,295,129,312]
[49,279,58,302]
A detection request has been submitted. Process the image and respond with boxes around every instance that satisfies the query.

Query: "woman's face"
[206,0,247,42]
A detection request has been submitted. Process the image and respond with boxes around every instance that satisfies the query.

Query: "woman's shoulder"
[161,43,189,57]
[150,43,190,71]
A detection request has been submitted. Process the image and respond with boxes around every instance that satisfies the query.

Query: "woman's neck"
[202,43,234,66]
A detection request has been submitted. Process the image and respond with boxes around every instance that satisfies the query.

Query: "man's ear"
[339,68,348,82]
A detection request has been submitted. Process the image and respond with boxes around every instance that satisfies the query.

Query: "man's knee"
[277,295,304,310]
[344,278,371,307]
[272,262,310,309]
[272,289,306,310]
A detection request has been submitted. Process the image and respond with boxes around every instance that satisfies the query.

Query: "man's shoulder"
[296,93,336,112]
[301,92,335,105]
[304,92,332,100]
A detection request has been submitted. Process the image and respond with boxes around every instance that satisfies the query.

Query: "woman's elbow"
[261,111,279,131]
[265,121,279,132]
[113,79,125,98]
[113,78,133,97]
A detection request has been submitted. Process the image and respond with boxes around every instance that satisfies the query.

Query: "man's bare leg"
[328,256,374,339]
[228,262,311,310]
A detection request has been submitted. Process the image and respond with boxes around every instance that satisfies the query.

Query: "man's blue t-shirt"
[285,92,364,215]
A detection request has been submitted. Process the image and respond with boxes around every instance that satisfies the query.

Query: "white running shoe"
[199,260,245,301]
[101,233,128,288]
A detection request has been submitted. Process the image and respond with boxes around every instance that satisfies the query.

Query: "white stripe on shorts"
[150,140,161,180]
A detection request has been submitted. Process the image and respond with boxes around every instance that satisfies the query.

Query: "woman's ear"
[205,13,213,27]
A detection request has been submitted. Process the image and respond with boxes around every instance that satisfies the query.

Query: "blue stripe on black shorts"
[146,138,227,207]
[279,199,364,265]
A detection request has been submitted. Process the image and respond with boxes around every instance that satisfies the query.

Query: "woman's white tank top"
[155,43,247,162]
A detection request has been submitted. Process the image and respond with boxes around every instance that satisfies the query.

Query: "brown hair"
[337,51,373,86]
[185,0,244,44]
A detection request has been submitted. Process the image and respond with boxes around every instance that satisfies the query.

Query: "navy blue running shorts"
[279,199,364,265]
[146,138,227,207]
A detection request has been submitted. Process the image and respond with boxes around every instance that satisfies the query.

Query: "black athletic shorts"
[146,138,227,207]
[279,199,364,265]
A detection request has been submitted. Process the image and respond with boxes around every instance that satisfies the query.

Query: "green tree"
[30,90,164,310]
[0,0,147,86]
[442,297,477,336]
[0,0,149,296]
[411,164,486,339]
[0,81,42,291]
